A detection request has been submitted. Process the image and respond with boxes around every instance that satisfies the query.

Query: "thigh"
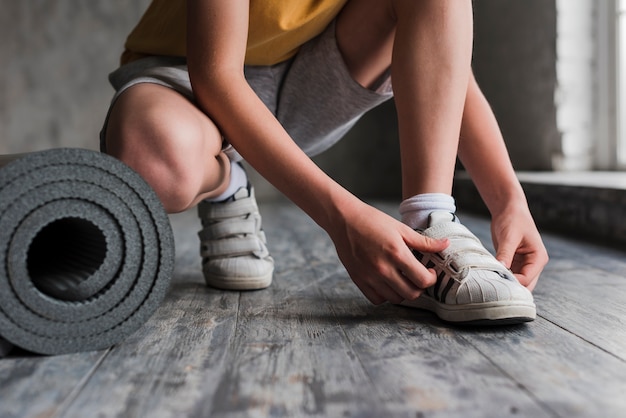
[335,0,396,90]
[101,57,199,154]
[105,82,222,161]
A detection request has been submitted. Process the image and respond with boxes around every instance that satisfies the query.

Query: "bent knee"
[113,147,199,213]
[105,83,223,159]
[153,177,199,213]
[104,84,225,212]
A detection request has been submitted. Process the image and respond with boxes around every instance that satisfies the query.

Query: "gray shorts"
[100,20,393,161]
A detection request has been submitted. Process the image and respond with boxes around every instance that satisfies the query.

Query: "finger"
[514,270,539,291]
[402,226,449,253]
[353,280,386,305]
[495,241,516,269]
[513,244,549,288]
[366,273,407,305]
[393,242,439,289]
[399,230,447,289]
[354,278,406,305]
[514,259,544,291]
[398,258,438,290]
[378,283,407,305]
[370,268,415,304]
[386,268,425,301]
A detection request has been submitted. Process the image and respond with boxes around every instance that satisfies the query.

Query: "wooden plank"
[539,233,626,276]
[204,265,389,417]
[318,269,552,418]
[54,204,366,418]
[200,204,390,417]
[54,210,240,418]
[457,209,626,361]
[534,263,626,360]
[58,281,240,418]
[459,318,626,417]
[0,350,106,418]
[260,202,550,417]
[354,204,626,416]
[395,208,626,416]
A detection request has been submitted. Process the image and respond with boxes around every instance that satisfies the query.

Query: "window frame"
[597,0,626,170]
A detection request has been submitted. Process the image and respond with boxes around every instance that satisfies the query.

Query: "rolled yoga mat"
[0,148,174,355]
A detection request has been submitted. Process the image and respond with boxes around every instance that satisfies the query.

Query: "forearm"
[194,73,361,231]
[185,0,363,232]
[458,74,528,215]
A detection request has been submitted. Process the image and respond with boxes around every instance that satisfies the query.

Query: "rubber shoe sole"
[402,295,536,325]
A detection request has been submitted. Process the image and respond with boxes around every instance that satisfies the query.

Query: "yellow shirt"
[121,0,348,66]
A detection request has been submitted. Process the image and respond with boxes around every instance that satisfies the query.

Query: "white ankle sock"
[205,162,248,202]
[399,193,457,230]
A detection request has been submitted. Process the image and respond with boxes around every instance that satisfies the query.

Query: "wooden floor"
[2,200,626,418]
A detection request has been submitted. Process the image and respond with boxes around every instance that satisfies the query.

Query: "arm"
[185,0,448,303]
[458,73,548,290]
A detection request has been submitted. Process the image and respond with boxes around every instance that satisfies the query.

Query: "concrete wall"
[472,0,560,171]
[473,0,604,172]
[0,1,150,154]
[1,1,573,201]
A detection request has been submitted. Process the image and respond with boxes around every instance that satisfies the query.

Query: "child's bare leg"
[337,0,473,198]
[105,82,274,290]
[337,1,537,324]
[105,83,231,213]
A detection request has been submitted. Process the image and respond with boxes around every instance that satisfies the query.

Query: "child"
[101,0,548,324]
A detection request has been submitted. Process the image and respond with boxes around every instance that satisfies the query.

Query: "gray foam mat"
[0,148,174,355]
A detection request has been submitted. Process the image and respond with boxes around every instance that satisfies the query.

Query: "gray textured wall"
[473,0,560,171]
[0,0,559,201]
[0,1,150,154]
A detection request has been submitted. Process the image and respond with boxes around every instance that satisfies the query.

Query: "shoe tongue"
[427,211,457,227]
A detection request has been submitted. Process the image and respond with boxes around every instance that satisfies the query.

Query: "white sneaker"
[402,211,536,325]
[197,185,274,290]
